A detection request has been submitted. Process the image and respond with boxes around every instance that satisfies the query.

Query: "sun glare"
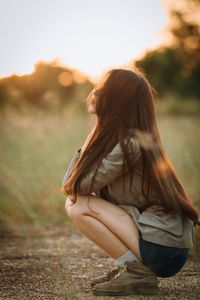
[0,1,167,80]
[58,72,73,87]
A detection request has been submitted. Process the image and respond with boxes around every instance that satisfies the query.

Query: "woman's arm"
[77,138,141,195]
[61,148,82,187]
[61,129,95,187]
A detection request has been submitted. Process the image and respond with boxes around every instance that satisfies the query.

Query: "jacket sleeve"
[77,138,141,195]
[61,148,82,187]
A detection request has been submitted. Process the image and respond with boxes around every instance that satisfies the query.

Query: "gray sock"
[114,250,140,267]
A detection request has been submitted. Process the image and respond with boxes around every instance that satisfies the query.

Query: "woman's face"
[87,89,98,114]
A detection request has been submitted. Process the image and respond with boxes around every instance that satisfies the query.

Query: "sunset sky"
[0,0,168,82]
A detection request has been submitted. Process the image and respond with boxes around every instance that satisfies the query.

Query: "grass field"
[0,107,200,237]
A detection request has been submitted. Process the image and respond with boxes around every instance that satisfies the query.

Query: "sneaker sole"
[90,280,108,288]
[92,286,159,296]
[90,277,111,287]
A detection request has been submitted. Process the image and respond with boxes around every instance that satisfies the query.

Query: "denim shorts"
[138,231,189,278]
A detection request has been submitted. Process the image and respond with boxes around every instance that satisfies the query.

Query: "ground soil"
[0,225,199,300]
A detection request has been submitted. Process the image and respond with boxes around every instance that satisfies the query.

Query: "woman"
[61,68,200,296]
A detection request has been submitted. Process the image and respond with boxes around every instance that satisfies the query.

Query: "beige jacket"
[62,137,195,249]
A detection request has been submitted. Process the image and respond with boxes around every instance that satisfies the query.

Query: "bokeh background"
[0,0,199,252]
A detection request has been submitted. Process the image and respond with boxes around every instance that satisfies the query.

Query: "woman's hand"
[81,138,90,153]
[80,129,95,156]
[66,195,75,207]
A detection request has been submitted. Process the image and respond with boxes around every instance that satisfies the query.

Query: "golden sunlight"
[58,72,73,87]
[0,0,167,80]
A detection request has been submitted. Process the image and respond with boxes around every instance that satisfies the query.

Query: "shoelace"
[106,266,120,278]
[112,264,127,280]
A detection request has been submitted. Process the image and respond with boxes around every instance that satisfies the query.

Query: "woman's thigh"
[66,194,142,260]
[66,194,127,219]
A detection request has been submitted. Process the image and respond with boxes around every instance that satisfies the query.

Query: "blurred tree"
[135,0,200,99]
[0,60,94,110]
[135,47,181,95]
[166,0,200,75]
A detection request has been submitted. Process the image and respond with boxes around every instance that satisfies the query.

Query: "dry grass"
[0,108,199,242]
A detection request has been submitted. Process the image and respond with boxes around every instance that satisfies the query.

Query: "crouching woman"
[61,68,200,296]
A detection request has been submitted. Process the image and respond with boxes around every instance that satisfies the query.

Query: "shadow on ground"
[0,226,199,300]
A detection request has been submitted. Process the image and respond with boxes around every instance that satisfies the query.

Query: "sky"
[0,0,168,82]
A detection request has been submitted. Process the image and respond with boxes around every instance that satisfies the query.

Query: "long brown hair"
[61,68,199,225]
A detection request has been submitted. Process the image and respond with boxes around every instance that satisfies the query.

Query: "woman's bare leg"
[65,194,142,261]
[69,213,130,258]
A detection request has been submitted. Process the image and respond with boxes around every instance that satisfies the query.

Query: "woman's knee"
[64,195,89,221]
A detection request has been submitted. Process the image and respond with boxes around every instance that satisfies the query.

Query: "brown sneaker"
[92,260,159,296]
[90,265,120,287]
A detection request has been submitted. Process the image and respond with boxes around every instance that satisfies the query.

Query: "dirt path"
[0,226,199,300]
